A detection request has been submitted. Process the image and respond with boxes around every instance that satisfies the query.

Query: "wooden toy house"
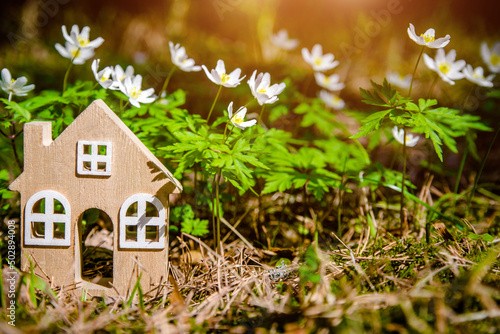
[9,99,182,296]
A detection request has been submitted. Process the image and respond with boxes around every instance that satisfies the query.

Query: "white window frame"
[119,194,165,249]
[77,140,112,176]
[25,190,71,246]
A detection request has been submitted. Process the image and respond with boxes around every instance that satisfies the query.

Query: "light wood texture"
[9,99,182,297]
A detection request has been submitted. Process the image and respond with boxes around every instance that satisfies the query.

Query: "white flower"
[228,102,256,130]
[270,29,299,51]
[302,44,339,72]
[0,68,35,97]
[407,23,450,49]
[61,24,104,49]
[202,59,245,87]
[91,59,114,89]
[55,41,95,64]
[463,65,495,87]
[386,71,412,89]
[169,42,201,72]
[319,90,345,110]
[247,70,286,105]
[392,126,419,147]
[480,41,500,73]
[423,49,465,85]
[119,74,156,108]
[110,64,134,90]
[314,72,345,91]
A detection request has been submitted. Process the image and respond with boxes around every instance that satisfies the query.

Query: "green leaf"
[181,218,209,237]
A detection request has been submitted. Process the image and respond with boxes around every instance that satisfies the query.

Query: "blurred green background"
[1,0,500,185]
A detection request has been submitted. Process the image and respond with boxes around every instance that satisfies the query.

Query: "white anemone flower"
[55,41,95,64]
[270,29,299,51]
[423,49,465,85]
[407,23,450,49]
[392,126,419,147]
[386,71,412,89]
[302,44,339,72]
[247,70,286,105]
[0,68,35,97]
[314,72,345,91]
[480,41,500,73]
[228,102,256,130]
[61,24,104,49]
[91,59,114,89]
[169,42,201,72]
[202,59,245,88]
[110,64,134,90]
[119,74,156,108]
[319,90,345,110]
[463,65,495,87]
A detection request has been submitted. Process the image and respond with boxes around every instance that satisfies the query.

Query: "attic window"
[119,194,165,249]
[25,190,71,246]
[77,141,112,176]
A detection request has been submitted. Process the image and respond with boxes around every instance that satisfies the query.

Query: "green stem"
[120,101,130,112]
[451,145,468,216]
[426,74,439,98]
[408,46,425,96]
[62,49,80,93]
[160,67,176,97]
[400,127,407,235]
[461,85,475,114]
[466,124,500,218]
[215,168,222,253]
[207,85,222,123]
[223,123,234,145]
[451,86,475,215]
[6,93,22,171]
[257,104,265,125]
[79,82,99,113]
[337,158,348,236]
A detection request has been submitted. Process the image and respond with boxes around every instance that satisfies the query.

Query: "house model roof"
[9,99,182,194]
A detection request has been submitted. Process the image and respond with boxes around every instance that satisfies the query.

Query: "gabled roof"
[9,99,182,193]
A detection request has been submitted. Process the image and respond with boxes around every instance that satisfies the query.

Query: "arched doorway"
[78,209,114,287]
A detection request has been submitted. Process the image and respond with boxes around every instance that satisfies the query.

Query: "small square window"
[77,141,112,176]
[126,225,137,242]
[32,222,45,238]
[53,222,66,239]
[145,226,159,242]
[97,162,107,171]
[98,145,107,155]
[83,144,92,155]
[83,161,92,171]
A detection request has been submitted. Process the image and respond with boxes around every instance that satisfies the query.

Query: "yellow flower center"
[258,87,267,94]
[220,73,229,83]
[130,87,142,99]
[77,36,90,47]
[314,57,323,66]
[70,48,80,58]
[472,71,483,79]
[232,114,244,125]
[332,96,341,103]
[420,33,435,44]
[491,53,500,66]
[101,75,109,82]
[439,62,451,74]
[405,135,412,142]
[11,78,15,84]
